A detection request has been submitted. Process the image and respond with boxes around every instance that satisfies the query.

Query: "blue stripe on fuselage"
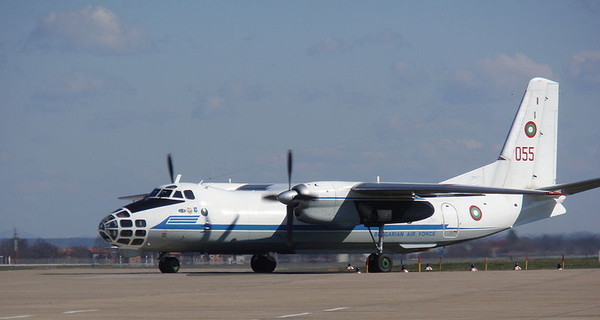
[150,216,450,231]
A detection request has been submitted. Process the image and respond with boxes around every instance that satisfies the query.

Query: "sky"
[1,1,599,238]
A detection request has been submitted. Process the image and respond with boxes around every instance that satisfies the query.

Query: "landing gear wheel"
[368,253,393,273]
[250,254,277,273]
[159,256,180,273]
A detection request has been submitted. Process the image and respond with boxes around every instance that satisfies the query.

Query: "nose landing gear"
[158,252,180,273]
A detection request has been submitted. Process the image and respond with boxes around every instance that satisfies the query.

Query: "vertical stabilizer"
[444,78,559,189]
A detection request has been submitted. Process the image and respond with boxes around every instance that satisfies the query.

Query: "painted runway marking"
[323,307,349,312]
[0,316,33,319]
[277,312,311,318]
[63,309,99,314]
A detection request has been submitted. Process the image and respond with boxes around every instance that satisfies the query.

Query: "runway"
[1,266,599,319]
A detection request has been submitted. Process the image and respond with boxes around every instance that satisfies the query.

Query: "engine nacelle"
[293,182,360,228]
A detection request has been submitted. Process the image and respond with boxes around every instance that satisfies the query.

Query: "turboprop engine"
[278,181,435,228]
[278,181,361,228]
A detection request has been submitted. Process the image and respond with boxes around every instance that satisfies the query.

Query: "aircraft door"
[441,203,459,238]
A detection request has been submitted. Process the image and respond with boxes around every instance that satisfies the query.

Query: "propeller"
[167,153,175,183]
[287,149,292,190]
[262,150,316,248]
[285,150,294,247]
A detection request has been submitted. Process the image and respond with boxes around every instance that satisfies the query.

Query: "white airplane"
[99,78,600,273]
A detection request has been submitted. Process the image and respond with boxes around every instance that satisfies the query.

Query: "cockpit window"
[147,188,195,200]
[149,189,160,197]
[158,189,173,198]
[184,190,195,200]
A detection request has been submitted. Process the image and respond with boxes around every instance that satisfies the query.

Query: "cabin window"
[173,191,183,199]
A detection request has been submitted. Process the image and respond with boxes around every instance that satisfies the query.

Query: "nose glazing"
[98,209,148,247]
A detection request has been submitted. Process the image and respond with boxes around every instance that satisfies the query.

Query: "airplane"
[98,77,600,273]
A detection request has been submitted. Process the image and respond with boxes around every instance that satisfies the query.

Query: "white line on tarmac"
[323,307,349,312]
[277,312,311,318]
[63,309,99,314]
[0,316,34,319]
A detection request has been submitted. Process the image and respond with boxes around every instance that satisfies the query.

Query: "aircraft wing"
[118,193,148,201]
[538,177,600,195]
[352,183,552,197]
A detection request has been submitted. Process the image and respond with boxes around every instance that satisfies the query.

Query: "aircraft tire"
[368,253,393,273]
[159,257,180,273]
[377,254,393,272]
[250,254,277,273]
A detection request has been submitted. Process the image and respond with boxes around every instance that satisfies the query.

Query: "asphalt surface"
[1,266,599,319]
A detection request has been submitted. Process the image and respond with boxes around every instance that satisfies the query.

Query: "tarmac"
[0,266,599,320]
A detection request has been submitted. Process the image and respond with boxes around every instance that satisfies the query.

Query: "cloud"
[476,53,556,87]
[443,53,556,104]
[569,50,600,88]
[390,60,426,89]
[30,72,133,111]
[307,36,351,55]
[192,80,268,119]
[332,85,382,108]
[355,29,404,48]
[45,73,106,97]
[298,88,329,104]
[29,6,149,54]
[307,29,405,55]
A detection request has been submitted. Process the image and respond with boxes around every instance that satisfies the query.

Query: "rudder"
[444,78,559,189]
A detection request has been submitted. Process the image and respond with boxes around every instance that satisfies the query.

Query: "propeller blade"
[286,205,294,247]
[262,194,279,201]
[287,149,292,190]
[167,153,175,183]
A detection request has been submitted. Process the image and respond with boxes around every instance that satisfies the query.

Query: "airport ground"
[0,265,599,320]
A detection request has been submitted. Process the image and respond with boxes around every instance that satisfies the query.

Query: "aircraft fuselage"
[100,181,562,254]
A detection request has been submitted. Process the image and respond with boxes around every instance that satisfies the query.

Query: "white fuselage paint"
[106,181,562,255]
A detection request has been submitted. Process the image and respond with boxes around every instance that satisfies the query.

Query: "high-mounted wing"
[539,177,600,195]
[118,193,148,201]
[352,183,554,197]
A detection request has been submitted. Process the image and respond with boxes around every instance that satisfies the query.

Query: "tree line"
[0,238,104,259]
[1,232,598,260]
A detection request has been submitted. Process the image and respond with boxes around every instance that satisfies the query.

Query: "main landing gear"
[251,253,277,273]
[367,225,393,272]
[158,252,180,273]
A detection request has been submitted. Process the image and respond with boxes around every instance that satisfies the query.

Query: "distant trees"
[439,232,599,258]
[0,238,94,260]
[1,232,598,262]
[0,238,59,259]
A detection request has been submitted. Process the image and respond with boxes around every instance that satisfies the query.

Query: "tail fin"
[444,78,559,189]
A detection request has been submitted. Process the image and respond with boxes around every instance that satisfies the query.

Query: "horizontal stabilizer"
[353,183,550,197]
[539,177,600,195]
